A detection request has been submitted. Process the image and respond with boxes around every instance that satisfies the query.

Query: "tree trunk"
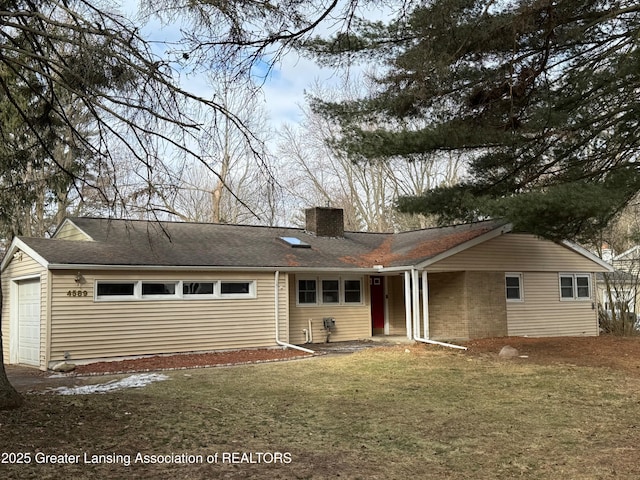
[0,348,22,410]
[0,288,23,409]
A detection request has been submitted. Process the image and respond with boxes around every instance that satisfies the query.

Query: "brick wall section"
[305,207,344,237]
[465,271,508,339]
[428,272,469,340]
[428,271,507,340]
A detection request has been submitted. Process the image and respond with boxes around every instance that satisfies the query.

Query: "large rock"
[498,345,519,359]
[51,362,76,373]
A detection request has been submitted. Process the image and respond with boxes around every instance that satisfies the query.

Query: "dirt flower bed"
[72,348,313,375]
[463,334,640,374]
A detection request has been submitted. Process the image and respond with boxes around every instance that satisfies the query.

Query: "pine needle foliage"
[306,0,640,243]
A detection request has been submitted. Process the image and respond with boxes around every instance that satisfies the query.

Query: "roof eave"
[415,222,514,269]
[561,240,615,272]
[613,245,640,261]
[1,237,50,273]
[46,263,380,273]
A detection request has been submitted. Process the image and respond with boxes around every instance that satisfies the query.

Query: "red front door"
[370,276,385,334]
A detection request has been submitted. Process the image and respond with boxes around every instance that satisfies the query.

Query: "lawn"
[2,344,640,479]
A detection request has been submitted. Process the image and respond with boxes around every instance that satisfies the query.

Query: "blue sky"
[116,0,397,134]
[118,0,345,131]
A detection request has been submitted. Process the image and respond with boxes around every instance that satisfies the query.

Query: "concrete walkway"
[305,336,414,354]
[5,365,88,392]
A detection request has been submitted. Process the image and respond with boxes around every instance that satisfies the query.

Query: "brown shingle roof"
[18,217,507,270]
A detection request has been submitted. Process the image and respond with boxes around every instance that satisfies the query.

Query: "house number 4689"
[67,290,88,297]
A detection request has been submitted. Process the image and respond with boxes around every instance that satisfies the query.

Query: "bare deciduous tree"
[151,74,280,225]
[0,0,314,409]
[278,79,464,232]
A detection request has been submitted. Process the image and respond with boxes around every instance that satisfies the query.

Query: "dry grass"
[2,345,640,479]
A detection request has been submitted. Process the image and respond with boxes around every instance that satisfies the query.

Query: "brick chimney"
[305,207,344,237]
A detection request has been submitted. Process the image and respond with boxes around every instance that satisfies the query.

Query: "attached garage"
[15,278,41,366]
[2,246,47,370]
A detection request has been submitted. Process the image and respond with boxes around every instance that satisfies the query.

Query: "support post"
[404,271,412,339]
[422,270,429,339]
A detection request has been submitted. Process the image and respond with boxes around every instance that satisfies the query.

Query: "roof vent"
[305,207,344,238]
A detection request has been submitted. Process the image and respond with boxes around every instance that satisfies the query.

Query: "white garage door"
[18,279,41,366]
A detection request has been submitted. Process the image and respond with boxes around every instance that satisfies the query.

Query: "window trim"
[95,281,137,300]
[182,281,216,298]
[141,281,179,299]
[344,278,363,304]
[297,278,317,305]
[219,281,256,299]
[558,273,592,301]
[296,276,364,307]
[321,279,340,304]
[95,279,256,301]
[505,273,523,302]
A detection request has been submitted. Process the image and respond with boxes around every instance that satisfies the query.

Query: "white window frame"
[95,281,138,301]
[321,279,341,304]
[505,273,523,302]
[558,273,592,301]
[297,278,318,305]
[182,281,217,298]
[296,276,364,306]
[343,278,363,304]
[95,279,256,301]
[219,281,256,299]
[141,281,179,300]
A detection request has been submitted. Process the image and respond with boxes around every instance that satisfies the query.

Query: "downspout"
[410,268,468,351]
[274,271,315,354]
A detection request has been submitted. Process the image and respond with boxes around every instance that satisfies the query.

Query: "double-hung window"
[298,279,317,304]
[505,273,523,301]
[559,274,591,300]
[322,280,340,304]
[344,280,362,303]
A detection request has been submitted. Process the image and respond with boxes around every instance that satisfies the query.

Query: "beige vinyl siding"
[507,272,598,337]
[288,274,371,344]
[53,221,92,241]
[1,254,48,369]
[48,270,280,364]
[429,234,608,272]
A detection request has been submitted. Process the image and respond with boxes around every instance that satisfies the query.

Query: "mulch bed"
[25,335,640,377]
[462,335,640,374]
[72,348,313,375]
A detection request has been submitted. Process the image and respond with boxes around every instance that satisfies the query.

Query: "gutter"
[46,264,380,274]
[274,271,315,354]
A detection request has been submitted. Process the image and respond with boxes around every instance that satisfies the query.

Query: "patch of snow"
[50,373,169,395]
